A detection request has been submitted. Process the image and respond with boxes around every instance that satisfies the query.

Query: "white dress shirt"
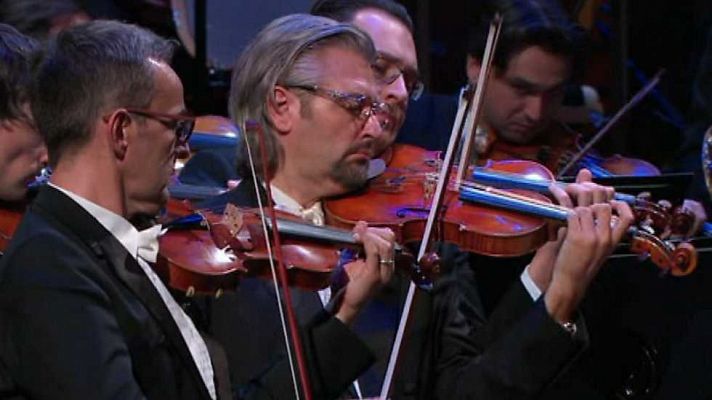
[49,183,217,400]
[520,265,542,301]
[270,184,332,305]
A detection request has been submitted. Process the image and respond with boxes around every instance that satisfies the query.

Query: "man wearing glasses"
[178,0,423,190]
[0,20,222,399]
[312,0,423,156]
[189,12,404,400]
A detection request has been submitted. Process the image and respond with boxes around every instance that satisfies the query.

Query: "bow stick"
[378,14,503,399]
[556,69,663,178]
[243,120,313,400]
[455,16,503,187]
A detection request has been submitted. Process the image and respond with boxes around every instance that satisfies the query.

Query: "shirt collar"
[48,182,160,261]
[270,184,324,226]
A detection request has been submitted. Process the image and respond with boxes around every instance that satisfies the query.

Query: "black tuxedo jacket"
[0,186,221,400]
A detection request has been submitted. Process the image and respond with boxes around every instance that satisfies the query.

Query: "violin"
[477,125,661,178]
[475,69,665,178]
[324,143,697,276]
[156,204,431,296]
[327,144,553,257]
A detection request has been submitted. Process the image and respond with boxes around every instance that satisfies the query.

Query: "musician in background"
[673,22,712,217]
[461,0,586,173]
[0,24,47,203]
[462,0,705,237]
[461,1,702,244]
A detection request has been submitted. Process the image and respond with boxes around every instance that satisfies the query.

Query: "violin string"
[459,180,572,214]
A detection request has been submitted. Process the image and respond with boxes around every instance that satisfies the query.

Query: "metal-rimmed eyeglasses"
[373,53,424,101]
[285,85,391,122]
[124,108,196,144]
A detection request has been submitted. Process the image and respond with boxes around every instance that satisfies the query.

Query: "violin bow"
[379,14,503,399]
[556,69,664,178]
[242,121,313,400]
[455,15,503,187]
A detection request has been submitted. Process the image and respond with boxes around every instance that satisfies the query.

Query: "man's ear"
[267,86,298,134]
[106,110,131,159]
[466,55,483,84]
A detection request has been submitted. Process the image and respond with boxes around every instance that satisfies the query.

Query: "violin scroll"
[628,230,697,276]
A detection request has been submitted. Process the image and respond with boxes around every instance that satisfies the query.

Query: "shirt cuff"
[520,264,543,301]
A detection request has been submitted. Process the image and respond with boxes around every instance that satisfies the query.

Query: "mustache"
[344,139,376,159]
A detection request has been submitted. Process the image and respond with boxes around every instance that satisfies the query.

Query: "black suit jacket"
[383,246,589,400]
[0,186,220,400]
[192,181,376,399]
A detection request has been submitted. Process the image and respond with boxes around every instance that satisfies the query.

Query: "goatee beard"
[329,159,369,192]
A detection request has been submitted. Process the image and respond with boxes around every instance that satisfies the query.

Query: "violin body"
[158,202,427,295]
[477,125,660,177]
[325,144,556,257]
[156,227,245,295]
[326,144,696,275]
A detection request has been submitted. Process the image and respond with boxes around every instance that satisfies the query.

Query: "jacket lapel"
[32,186,212,400]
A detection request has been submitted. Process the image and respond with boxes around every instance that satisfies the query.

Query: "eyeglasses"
[285,85,391,122]
[125,108,195,144]
[373,53,424,101]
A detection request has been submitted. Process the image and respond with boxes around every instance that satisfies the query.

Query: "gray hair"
[31,20,176,165]
[230,13,376,178]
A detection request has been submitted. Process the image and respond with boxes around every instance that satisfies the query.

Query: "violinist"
[191,14,399,399]
[0,24,47,204]
[461,0,585,173]
[0,20,224,399]
[460,0,708,236]
[310,2,631,399]
[411,2,651,399]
